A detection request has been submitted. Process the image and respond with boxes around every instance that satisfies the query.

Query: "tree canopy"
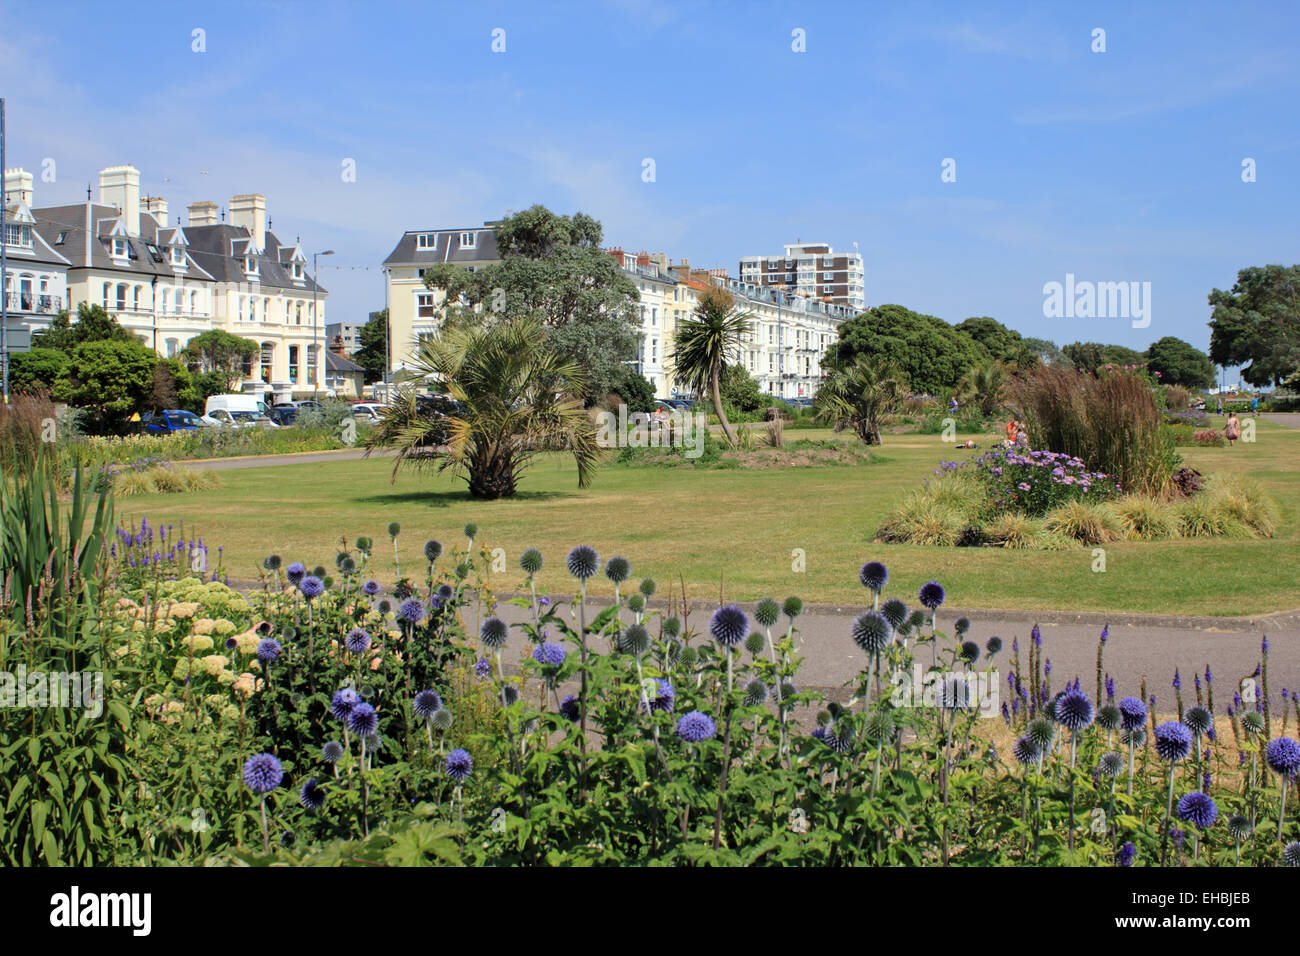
[179,329,259,391]
[1208,264,1300,387]
[955,316,1025,364]
[1144,336,1214,389]
[352,310,390,384]
[826,304,984,396]
[1061,341,1146,373]
[31,303,134,351]
[52,339,158,434]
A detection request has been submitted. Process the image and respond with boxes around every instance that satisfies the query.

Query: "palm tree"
[364,318,600,500]
[813,355,908,445]
[957,359,1009,418]
[671,286,752,446]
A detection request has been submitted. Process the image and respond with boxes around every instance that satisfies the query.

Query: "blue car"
[142,409,204,434]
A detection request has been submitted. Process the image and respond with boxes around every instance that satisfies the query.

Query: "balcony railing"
[4,293,62,314]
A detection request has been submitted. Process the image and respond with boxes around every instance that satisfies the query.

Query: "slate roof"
[325,350,364,372]
[3,204,72,269]
[31,203,215,280]
[182,223,324,294]
[382,225,500,267]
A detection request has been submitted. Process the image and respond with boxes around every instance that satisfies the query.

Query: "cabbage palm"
[671,286,752,446]
[364,318,600,499]
[958,359,1009,417]
[814,355,907,445]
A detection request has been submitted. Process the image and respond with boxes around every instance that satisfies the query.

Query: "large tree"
[671,286,752,446]
[825,304,985,397]
[955,316,1024,363]
[1062,341,1145,373]
[179,329,259,391]
[53,339,157,434]
[352,310,390,384]
[421,206,639,399]
[1144,336,1215,389]
[31,303,134,351]
[364,317,599,500]
[1208,265,1300,387]
[1022,336,1065,366]
[7,347,69,393]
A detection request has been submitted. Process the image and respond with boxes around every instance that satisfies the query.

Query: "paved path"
[1260,412,1300,429]
[440,594,1300,706]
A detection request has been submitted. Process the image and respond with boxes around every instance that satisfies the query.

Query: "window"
[295,301,303,324]
[250,298,258,322]
[264,297,271,321]
[190,291,198,314]
[289,345,300,383]
[55,231,67,245]
[102,282,111,306]
[239,295,247,321]
[171,246,185,266]
[460,231,476,249]
[416,233,436,250]
[651,307,657,326]
[651,338,658,364]
[260,343,274,382]
[417,293,437,318]
[306,347,318,385]
[111,237,128,259]
[291,261,304,280]
[166,339,178,357]
[4,224,32,248]
[245,255,259,276]
[769,354,774,372]
[160,289,169,313]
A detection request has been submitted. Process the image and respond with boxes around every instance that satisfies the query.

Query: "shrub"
[0,390,59,478]
[1108,496,1176,540]
[967,444,1119,517]
[1008,366,1176,497]
[1043,499,1119,545]
[984,513,1047,549]
[875,495,963,545]
[1192,429,1226,447]
[1175,497,1247,539]
[1203,475,1278,538]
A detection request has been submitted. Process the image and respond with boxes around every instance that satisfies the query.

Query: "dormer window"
[4,224,32,248]
[110,237,128,259]
[416,233,436,250]
[291,260,304,280]
[460,231,476,249]
[171,246,186,267]
[244,255,259,276]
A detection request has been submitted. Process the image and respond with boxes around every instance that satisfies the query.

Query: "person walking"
[1216,397,1223,416]
[1252,395,1259,417]
[1225,412,1241,446]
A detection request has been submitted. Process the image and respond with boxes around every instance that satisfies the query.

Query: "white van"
[205,394,268,417]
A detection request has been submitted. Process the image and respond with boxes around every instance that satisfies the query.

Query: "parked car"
[204,408,279,429]
[266,405,299,426]
[414,394,466,445]
[141,409,206,434]
[659,398,694,411]
[349,404,384,423]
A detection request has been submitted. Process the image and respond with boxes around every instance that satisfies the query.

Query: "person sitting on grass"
[1225,412,1242,446]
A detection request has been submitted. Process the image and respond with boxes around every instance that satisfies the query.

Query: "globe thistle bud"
[463,523,478,540]
[424,539,444,563]
[430,708,454,732]
[480,616,509,649]
[743,679,768,707]
[782,596,803,619]
[852,611,892,655]
[754,598,780,628]
[604,556,631,584]
[627,593,646,614]
[639,578,656,597]
[745,632,766,656]
[618,624,652,657]
[662,616,681,639]
[985,636,1003,656]
[387,522,401,538]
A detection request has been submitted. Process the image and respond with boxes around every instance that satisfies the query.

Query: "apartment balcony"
[4,293,62,314]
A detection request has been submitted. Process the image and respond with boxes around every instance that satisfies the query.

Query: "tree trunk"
[712,366,737,446]
[468,454,517,499]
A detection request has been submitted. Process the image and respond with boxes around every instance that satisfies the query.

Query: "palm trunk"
[712,366,737,446]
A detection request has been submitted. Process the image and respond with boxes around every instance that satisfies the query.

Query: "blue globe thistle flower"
[880,598,908,630]
[918,580,945,610]
[286,562,306,585]
[566,545,600,580]
[851,610,892,655]
[709,604,750,647]
[242,753,283,795]
[754,598,780,628]
[1266,737,1300,778]
[559,694,580,722]
[954,617,971,636]
[520,547,543,575]
[782,596,803,619]
[1115,842,1136,867]
[1056,689,1095,731]
[256,638,282,664]
[424,539,443,563]
[676,710,717,743]
[331,688,360,722]
[1283,842,1300,867]
[1226,814,1253,842]
[986,636,1003,656]
[480,616,508,649]
[299,575,324,600]
[445,748,473,782]
[1183,705,1212,736]
[225,635,239,651]
[436,583,454,602]
[1154,721,1193,763]
[532,642,567,668]
[299,778,326,810]
[959,640,980,664]
[1119,696,1147,730]
[399,597,425,624]
[1098,752,1125,777]
[859,561,888,592]
[826,724,855,754]
[649,679,676,713]
[345,628,371,655]
[1176,791,1218,829]
[604,556,630,584]
[322,741,344,764]
[1013,735,1040,765]
[413,689,442,720]
[348,702,378,737]
[811,725,832,744]
[362,579,382,597]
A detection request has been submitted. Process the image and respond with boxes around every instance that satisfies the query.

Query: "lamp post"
[311,250,334,396]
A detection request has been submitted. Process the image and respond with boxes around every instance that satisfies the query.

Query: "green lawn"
[115,422,1300,616]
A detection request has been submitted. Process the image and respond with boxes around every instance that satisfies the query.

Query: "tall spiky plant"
[364,317,601,499]
[670,285,752,447]
[813,355,908,446]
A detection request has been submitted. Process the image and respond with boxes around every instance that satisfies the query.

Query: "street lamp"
[312,250,334,396]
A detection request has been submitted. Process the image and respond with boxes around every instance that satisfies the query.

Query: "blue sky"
[4,0,1297,359]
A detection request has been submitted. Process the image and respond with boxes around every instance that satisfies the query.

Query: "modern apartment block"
[382,223,501,372]
[6,164,330,398]
[738,241,865,312]
[325,321,362,353]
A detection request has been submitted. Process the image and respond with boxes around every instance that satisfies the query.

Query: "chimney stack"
[141,196,169,228]
[187,201,220,226]
[229,194,267,251]
[98,165,141,236]
[4,168,33,207]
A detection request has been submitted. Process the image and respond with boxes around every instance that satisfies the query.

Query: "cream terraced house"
[382,223,502,374]
[17,164,328,397]
[1,168,71,354]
